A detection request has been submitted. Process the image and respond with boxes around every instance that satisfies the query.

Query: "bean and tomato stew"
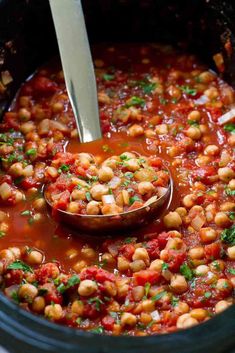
[0,44,234,335]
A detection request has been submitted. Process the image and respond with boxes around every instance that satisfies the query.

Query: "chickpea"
[45,304,63,320]
[177,313,198,329]
[195,265,209,276]
[228,134,235,147]
[170,275,188,293]
[140,312,152,325]
[90,184,109,200]
[116,278,129,297]
[163,211,182,229]
[98,92,111,104]
[71,188,86,201]
[220,202,235,212]
[155,124,168,135]
[174,301,189,315]
[0,249,15,262]
[142,299,155,312]
[117,256,130,272]
[198,71,215,83]
[204,145,219,156]
[175,207,187,218]
[18,108,31,121]
[104,280,117,297]
[218,167,235,182]
[188,110,201,121]
[67,202,80,213]
[209,260,225,272]
[130,260,146,272]
[190,308,207,321]
[26,250,43,265]
[86,201,100,215]
[8,247,21,259]
[32,296,46,313]
[182,194,196,208]
[132,248,150,264]
[216,278,232,292]
[215,300,230,314]
[73,260,87,273]
[137,181,154,195]
[148,259,162,272]
[18,284,38,302]
[188,247,204,259]
[0,211,7,222]
[81,247,96,259]
[228,179,235,190]
[132,286,145,301]
[227,246,235,260]
[186,127,202,140]
[98,166,114,182]
[125,158,140,172]
[120,313,137,327]
[78,280,98,296]
[199,227,217,243]
[101,252,115,265]
[167,85,182,99]
[144,129,156,138]
[128,124,144,137]
[204,87,219,100]
[52,102,64,113]
[71,300,84,315]
[214,212,231,227]
[33,198,46,211]
[101,203,123,215]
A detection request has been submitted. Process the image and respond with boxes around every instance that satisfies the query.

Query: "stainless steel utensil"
[49,0,102,143]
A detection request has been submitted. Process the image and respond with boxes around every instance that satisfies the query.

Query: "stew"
[0,44,234,335]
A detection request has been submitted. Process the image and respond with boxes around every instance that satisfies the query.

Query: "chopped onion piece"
[144,195,158,206]
[194,95,209,105]
[218,108,235,125]
[108,176,121,189]
[191,214,205,231]
[1,70,13,85]
[151,310,160,322]
[102,194,115,204]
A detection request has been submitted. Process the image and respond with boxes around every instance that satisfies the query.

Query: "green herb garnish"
[57,275,80,294]
[224,123,235,134]
[58,164,70,173]
[26,148,37,156]
[179,85,197,96]
[221,225,235,245]
[8,260,33,273]
[180,263,194,280]
[103,74,114,81]
[129,195,141,205]
[125,96,146,108]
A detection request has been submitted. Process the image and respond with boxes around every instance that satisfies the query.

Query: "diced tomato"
[96,269,115,283]
[128,201,144,211]
[204,242,222,261]
[192,166,217,185]
[118,244,135,261]
[145,239,160,259]
[4,112,20,130]
[101,315,115,331]
[20,177,39,190]
[0,174,13,185]
[134,270,160,285]
[80,266,98,281]
[157,232,169,250]
[166,249,186,272]
[4,269,24,286]
[35,263,60,284]
[40,283,63,305]
[53,190,70,210]
[32,76,58,96]
[149,157,163,168]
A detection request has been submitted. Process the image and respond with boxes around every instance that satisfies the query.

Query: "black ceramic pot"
[0,1,235,352]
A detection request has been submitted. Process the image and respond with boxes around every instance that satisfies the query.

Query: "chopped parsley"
[204,291,212,299]
[58,164,70,173]
[103,73,114,81]
[124,172,134,179]
[125,96,146,108]
[224,123,235,134]
[129,195,141,205]
[88,297,104,311]
[225,188,235,196]
[102,144,113,153]
[25,148,37,156]
[0,231,5,238]
[171,296,179,307]
[228,268,235,275]
[144,282,151,298]
[21,210,31,216]
[90,326,104,334]
[188,120,199,126]
[180,263,194,281]
[7,260,33,273]
[179,85,197,96]
[57,275,80,293]
[136,79,157,94]
[221,225,235,245]
[151,290,167,302]
[85,191,92,202]
[162,262,169,271]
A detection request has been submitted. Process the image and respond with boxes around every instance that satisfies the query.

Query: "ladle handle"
[49,0,102,143]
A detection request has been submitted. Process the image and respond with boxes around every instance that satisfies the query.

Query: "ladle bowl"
[44,169,173,233]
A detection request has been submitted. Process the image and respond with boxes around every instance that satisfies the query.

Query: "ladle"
[47,0,173,232]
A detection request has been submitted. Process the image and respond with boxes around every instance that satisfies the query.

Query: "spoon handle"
[49,0,102,143]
